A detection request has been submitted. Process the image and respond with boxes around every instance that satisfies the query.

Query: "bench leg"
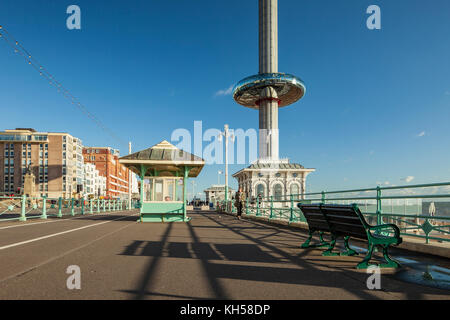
[356,243,375,269]
[340,236,359,256]
[379,245,401,268]
[322,235,339,256]
[301,231,329,249]
[301,231,313,248]
[317,232,329,247]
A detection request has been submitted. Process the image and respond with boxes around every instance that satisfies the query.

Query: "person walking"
[235,188,245,220]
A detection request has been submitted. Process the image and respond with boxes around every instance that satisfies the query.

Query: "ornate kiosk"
[119,141,205,222]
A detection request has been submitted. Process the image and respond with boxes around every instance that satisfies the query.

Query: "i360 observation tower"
[232,0,314,201]
[233,0,306,161]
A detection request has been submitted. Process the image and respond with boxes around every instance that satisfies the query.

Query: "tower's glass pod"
[233,73,306,109]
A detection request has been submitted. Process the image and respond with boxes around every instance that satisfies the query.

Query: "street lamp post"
[218,124,234,212]
[128,142,132,210]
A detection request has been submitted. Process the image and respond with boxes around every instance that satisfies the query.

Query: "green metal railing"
[0,195,139,223]
[221,182,450,245]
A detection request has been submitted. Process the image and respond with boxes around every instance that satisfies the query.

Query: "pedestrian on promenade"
[235,188,245,220]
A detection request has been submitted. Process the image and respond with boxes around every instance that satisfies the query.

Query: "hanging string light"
[0,24,126,145]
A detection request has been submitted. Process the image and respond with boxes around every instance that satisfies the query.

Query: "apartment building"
[82,147,129,198]
[0,128,84,198]
[83,162,106,198]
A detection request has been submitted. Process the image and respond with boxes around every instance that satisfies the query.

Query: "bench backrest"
[297,203,331,233]
[320,204,368,240]
[298,203,370,240]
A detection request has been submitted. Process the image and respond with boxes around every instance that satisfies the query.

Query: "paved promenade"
[0,210,448,300]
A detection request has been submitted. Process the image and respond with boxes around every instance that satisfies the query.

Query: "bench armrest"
[368,223,401,238]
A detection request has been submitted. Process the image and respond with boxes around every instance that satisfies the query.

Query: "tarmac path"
[0,210,448,300]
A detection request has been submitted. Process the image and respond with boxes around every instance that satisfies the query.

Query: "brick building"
[0,128,84,198]
[82,147,129,199]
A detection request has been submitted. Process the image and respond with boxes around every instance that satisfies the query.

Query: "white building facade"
[83,162,106,198]
[232,159,314,207]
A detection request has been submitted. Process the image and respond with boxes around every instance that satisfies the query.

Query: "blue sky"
[0,0,449,197]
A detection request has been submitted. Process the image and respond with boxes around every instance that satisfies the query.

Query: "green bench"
[298,203,402,269]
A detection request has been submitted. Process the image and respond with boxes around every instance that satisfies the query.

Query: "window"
[273,184,283,201]
[165,180,174,201]
[290,184,299,197]
[176,180,183,201]
[143,178,180,202]
[256,184,265,199]
[143,179,153,201]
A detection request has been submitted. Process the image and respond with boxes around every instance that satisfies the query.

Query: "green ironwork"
[0,195,133,223]
[70,198,75,216]
[41,196,47,219]
[301,231,329,249]
[58,197,62,218]
[269,196,274,220]
[299,203,402,269]
[20,195,26,222]
[242,181,450,245]
[81,198,85,215]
